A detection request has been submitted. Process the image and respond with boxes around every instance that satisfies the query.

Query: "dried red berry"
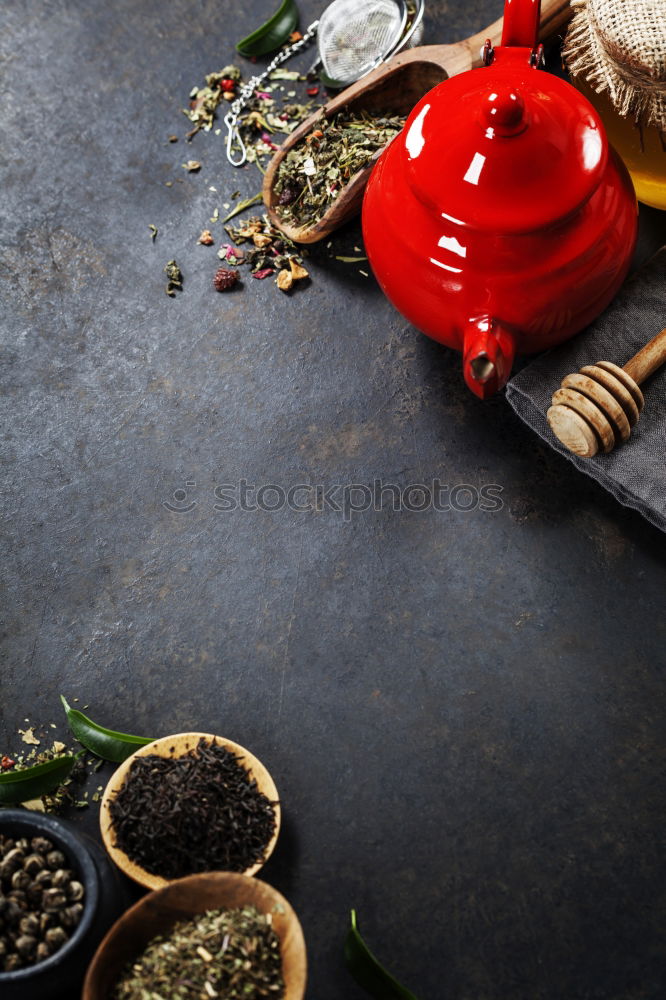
[219,78,236,92]
[278,186,298,206]
[1,755,15,770]
[214,267,240,292]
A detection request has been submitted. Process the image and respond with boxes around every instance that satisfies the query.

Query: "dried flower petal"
[252,233,272,249]
[252,268,275,280]
[276,269,294,291]
[288,258,309,280]
[198,230,214,245]
[217,244,244,265]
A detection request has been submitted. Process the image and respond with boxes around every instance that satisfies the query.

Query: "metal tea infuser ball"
[225,0,424,164]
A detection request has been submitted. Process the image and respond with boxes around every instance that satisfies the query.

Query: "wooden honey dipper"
[546,326,666,457]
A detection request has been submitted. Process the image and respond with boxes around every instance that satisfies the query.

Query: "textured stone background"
[1,1,665,997]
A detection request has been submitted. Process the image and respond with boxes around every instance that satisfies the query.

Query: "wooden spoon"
[263,0,572,244]
[82,871,307,1000]
[99,732,280,890]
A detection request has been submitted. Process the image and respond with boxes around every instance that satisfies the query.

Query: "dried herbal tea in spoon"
[112,905,284,1000]
[273,109,406,229]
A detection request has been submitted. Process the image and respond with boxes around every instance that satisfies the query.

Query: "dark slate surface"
[1,1,666,998]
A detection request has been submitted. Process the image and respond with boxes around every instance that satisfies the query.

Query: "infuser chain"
[225,21,320,166]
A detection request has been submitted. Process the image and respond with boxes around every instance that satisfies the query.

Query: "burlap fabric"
[563,0,666,129]
[505,249,666,533]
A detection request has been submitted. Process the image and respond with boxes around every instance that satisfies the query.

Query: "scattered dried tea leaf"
[276,268,293,291]
[218,244,245,265]
[276,256,308,292]
[184,66,241,137]
[269,68,301,80]
[164,260,183,297]
[21,797,46,811]
[183,159,202,172]
[148,224,158,242]
[288,258,308,280]
[222,193,263,224]
[19,727,40,746]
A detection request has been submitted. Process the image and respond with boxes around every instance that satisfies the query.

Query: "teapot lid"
[402,49,609,233]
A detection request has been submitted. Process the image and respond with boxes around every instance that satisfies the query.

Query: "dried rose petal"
[218,244,244,265]
[252,268,275,280]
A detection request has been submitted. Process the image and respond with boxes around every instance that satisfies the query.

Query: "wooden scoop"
[547,327,666,458]
[262,0,572,244]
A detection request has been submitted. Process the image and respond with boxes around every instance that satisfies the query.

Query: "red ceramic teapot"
[362,0,638,398]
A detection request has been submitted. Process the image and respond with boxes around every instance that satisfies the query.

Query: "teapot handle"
[501,0,540,48]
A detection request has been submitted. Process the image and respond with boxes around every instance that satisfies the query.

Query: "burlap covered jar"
[563,0,666,209]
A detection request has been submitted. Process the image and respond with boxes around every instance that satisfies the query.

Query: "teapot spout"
[463,317,516,399]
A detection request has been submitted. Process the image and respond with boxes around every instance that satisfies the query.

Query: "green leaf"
[236,0,299,57]
[318,69,346,90]
[60,696,154,763]
[344,910,420,1000]
[0,756,77,805]
[222,192,263,223]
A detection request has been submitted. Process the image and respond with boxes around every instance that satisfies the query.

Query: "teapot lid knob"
[481,87,526,136]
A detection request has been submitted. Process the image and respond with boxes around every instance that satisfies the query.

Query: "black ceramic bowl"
[0,809,131,1000]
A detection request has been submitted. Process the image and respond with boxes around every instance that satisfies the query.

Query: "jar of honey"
[564,0,666,211]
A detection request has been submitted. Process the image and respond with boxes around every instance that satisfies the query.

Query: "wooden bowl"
[82,871,307,1000]
[100,732,281,890]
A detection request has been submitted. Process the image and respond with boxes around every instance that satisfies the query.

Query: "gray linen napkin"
[505,248,666,532]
